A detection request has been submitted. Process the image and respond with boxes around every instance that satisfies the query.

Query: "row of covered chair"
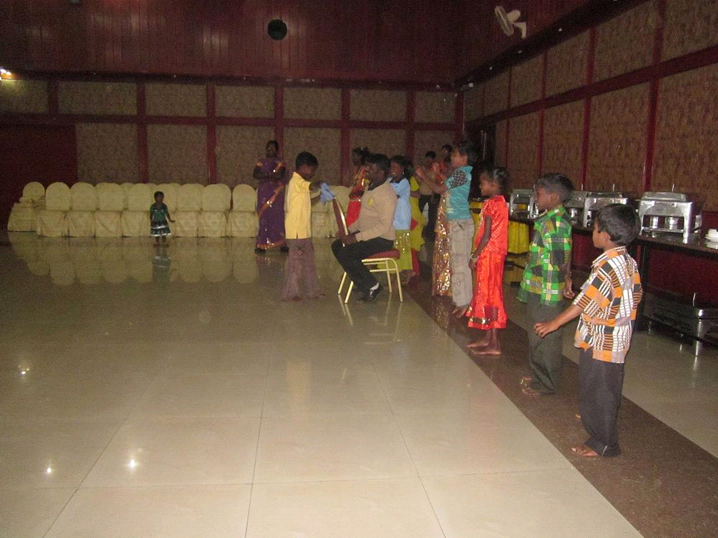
[8,181,349,239]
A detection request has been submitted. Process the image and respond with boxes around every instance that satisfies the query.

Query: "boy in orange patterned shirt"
[534,204,643,457]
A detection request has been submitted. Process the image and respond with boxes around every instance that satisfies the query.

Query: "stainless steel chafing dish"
[509,188,538,219]
[582,192,631,228]
[564,191,588,225]
[638,191,703,239]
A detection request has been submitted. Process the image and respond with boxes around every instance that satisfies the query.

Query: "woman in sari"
[345,147,370,227]
[254,140,287,254]
[416,161,451,297]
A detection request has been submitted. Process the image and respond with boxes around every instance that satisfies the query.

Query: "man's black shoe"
[280,245,289,253]
[254,247,265,255]
[357,284,383,303]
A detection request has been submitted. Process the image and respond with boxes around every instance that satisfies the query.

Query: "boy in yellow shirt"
[282,152,323,301]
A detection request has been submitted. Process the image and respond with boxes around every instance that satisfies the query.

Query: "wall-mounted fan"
[495,6,527,39]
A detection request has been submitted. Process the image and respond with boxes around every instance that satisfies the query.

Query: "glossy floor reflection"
[0,233,712,537]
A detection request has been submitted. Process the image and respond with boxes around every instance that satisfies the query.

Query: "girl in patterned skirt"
[150,191,174,245]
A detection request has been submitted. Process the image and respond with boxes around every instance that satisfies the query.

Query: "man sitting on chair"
[332,153,397,302]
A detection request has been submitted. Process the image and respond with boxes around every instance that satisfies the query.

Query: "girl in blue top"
[390,156,413,281]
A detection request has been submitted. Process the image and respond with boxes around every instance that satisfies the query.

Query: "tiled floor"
[1,234,716,537]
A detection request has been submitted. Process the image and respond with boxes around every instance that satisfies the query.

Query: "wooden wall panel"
[147,125,208,184]
[58,81,136,116]
[586,84,649,193]
[495,120,507,167]
[507,113,540,187]
[545,31,590,97]
[284,88,341,120]
[459,0,589,75]
[146,83,206,117]
[76,123,138,184]
[654,64,718,209]
[511,55,543,107]
[414,92,456,124]
[542,101,584,186]
[413,130,457,170]
[350,90,407,122]
[0,80,48,114]
[594,1,656,82]
[0,0,461,84]
[484,72,510,116]
[350,129,406,160]
[463,83,484,122]
[215,126,276,187]
[284,128,341,184]
[662,0,718,60]
[216,86,275,118]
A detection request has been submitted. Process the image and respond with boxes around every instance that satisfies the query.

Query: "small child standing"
[517,173,574,396]
[389,155,413,283]
[150,191,174,246]
[534,204,643,457]
[466,167,510,356]
[282,151,323,302]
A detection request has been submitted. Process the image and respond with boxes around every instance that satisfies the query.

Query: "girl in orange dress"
[345,147,370,227]
[466,167,510,356]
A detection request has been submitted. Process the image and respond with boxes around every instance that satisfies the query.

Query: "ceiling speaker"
[267,19,287,40]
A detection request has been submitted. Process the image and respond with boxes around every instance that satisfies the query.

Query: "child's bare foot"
[466,338,490,349]
[571,444,599,457]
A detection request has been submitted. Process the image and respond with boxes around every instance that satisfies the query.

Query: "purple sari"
[255,157,287,250]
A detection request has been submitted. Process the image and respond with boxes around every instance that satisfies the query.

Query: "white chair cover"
[332,185,350,214]
[177,184,204,211]
[22,182,45,203]
[120,183,133,209]
[95,211,122,237]
[127,183,152,211]
[198,211,228,237]
[311,200,333,237]
[173,211,199,237]
[9,232,39,262]
[7,204,38,231]
[202,184,231,211]
[121,211,150,237]
[232,184,257,211]
[156,183,180,212]
[45,183,71,211]
[36,210,68,237]
[67,211,96,237]
[70,182,98,210]
[227,211,258,237]
[96,183,125,211]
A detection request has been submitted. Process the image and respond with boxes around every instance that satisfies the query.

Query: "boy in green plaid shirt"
[517,173,575,396]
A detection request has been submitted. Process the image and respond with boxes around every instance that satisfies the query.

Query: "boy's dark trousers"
[526,294,564,394]
[578,347,624,457]
[331,237,394,294]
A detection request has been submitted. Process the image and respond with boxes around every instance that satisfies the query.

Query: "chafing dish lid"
[641,191,689,202]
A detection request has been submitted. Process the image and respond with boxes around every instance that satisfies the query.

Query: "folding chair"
[331,198,403,303]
